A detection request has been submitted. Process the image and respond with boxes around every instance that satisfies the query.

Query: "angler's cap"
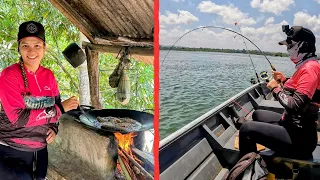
[17,21,45,42]
[278,26,315,46]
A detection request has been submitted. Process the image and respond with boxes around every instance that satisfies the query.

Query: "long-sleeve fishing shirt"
[0,63,64,152]
[272,59,320,128]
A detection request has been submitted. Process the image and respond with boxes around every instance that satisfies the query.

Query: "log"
[119,147,154,180]
[85,46,102,109]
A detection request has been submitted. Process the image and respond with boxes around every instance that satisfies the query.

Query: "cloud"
[240,21,287,40]
[265,17,275,25]
[160,10,199,25]
[160,24,166,29]
[293,11,320,32]
[315,0,320,4]
[250,0,294,16]
[197,1,256,26]
[256,15,266,24]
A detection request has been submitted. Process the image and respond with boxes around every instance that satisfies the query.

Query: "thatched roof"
[49,0,154,64]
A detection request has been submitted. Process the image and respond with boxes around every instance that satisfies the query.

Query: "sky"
[159,0,320,53]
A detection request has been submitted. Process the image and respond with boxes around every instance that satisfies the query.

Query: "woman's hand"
[267,79,280,90]
[61,96,79,112]
[272,71,286,83]
[46,128,56,144]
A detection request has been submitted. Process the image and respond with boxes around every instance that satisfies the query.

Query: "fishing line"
[235,24,261,85]
[160,26,278,72]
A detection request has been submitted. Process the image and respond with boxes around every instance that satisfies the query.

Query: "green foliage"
[99,54,154,113]
[0,0,154,112]
[0,0,80,98]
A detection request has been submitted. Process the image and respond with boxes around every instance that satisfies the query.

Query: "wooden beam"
[85,46,102,109]
[82,42,153,55]
[82,42,154,65]
[96,36,153,43]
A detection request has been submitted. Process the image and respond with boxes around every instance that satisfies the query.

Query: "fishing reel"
[259,71,273,83]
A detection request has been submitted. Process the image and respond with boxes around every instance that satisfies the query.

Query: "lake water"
[159,50,296,139]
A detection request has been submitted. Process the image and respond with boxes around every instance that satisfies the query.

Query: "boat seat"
[248,91,285,114]
[257,147,320,179]
[160,138,229,180]
[257,100,284,114]
[260,139,320,161]
[259,145,320,166]
[223,131,320,162]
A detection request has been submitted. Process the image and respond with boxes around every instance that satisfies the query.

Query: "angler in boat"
[239,25,320,160]
[159,25,320,180]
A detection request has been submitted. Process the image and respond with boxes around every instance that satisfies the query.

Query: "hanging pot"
[62,43,87,68]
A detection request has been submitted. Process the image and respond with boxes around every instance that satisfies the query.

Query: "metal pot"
[62,43,86,68]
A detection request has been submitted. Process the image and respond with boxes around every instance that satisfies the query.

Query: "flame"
[115,132,148,179]
[114,132,143,165]
[115,132,136,178]
[114,132,136,153]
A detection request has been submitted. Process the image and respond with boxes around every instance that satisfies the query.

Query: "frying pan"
[66,105,154,148]
[66,105,154,131]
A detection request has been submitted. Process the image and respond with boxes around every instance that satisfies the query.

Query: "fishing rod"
[234,23,261,85]
[160,26,278,72]
[161,25,284,92]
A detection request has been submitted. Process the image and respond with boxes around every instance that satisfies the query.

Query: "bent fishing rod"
[160,26,278,73]
[160,25,284,99]
[234,24,261,85]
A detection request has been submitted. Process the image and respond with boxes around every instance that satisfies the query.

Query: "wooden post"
[79,33,91,106]
[85,46,102,109]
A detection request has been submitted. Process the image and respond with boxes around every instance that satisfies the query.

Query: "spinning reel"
[259,71,273,83]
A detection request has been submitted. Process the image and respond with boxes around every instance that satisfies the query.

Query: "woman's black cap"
[17,21,45,42]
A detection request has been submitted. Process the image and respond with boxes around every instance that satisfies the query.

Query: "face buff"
[286,41,316,69]
[287,41,307,66]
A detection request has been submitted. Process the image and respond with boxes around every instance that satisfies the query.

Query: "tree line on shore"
[160,46,289,57]
[160,46,320,60]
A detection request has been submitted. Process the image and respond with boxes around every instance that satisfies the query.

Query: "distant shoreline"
[160,46,288,57]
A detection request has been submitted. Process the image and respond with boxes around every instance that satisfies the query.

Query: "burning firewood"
[118,155,132,180]
[114,132,153,180]
[119,147,153,180]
